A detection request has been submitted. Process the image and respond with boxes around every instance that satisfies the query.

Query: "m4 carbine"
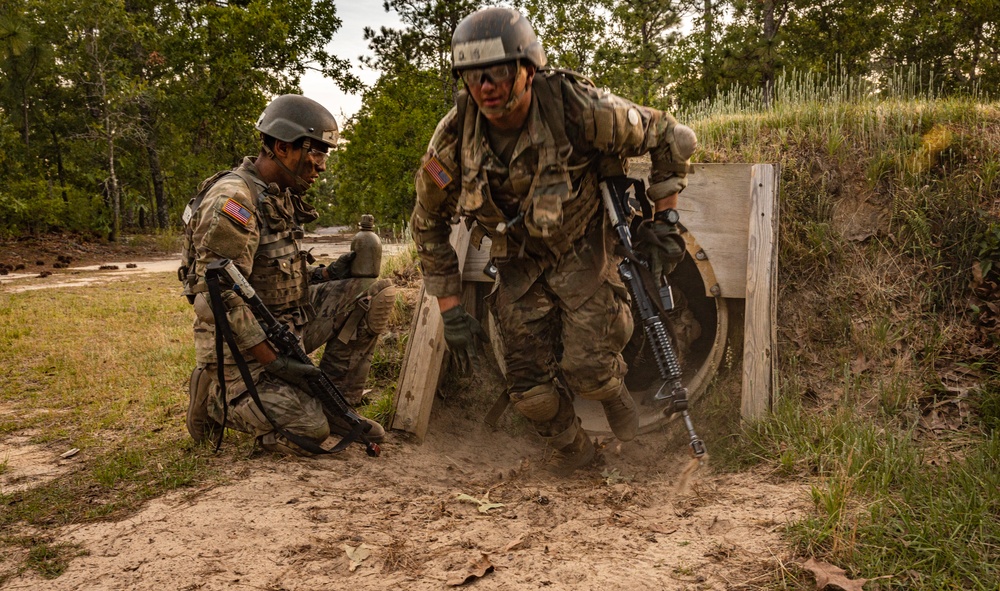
[206,258,380,457]
[600,178,707,459]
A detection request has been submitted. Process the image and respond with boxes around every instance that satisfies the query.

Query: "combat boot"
[329,413,386,443]
[187,367,221,443]
[600,385,639,442]
[543,419,595,477]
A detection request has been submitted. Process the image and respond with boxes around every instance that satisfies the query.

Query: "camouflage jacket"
[186,157,320,367]
[412,70,694,309]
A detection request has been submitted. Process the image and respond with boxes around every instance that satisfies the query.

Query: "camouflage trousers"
[490,274,634,438]
[203,277,394,453]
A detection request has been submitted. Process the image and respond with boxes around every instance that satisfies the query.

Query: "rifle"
[205,258,380,457]
[600,178,707,459]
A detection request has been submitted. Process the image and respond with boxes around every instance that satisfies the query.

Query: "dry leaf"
[455,493,505,513]
[503,535,525,552]
[802,557,869,591]
[342,543,372,572]
[446,553,494,586]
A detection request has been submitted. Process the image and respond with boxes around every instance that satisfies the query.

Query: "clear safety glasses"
[306,147,329,166]
[460,61,519,88]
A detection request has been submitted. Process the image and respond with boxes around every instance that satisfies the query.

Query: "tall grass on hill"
[692,70,999,588]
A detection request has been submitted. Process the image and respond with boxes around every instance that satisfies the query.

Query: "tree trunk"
[702,0,714,98]
[50,128,68,203]
[762,0,776,108]
[106,111,120,242]
[139,102,168,229]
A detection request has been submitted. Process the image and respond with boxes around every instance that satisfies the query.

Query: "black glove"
[327,251,356,280]
[635,219,685,281]
[441,304,487,374]
[263,355,324,391]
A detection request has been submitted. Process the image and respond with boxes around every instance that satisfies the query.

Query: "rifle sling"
[205,274,349,455]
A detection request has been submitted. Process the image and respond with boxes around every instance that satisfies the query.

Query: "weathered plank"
[741,164,780,420]
[674,163,755,298]
[391,223,473,441]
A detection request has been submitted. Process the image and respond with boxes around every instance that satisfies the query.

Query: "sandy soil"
[1,235,813,590]
[3,404,809,591]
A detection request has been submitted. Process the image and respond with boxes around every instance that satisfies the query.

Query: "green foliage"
[0,0,357,239]
[323,64,451,224]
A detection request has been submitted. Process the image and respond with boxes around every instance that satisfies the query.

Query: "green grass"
[688,70,999,589]
[0,273,252,580]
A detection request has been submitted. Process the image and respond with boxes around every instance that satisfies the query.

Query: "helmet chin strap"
[262,139,313,194]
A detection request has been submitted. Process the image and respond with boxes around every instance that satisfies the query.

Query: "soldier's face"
[465,61,529,122]
[275,140,328,193]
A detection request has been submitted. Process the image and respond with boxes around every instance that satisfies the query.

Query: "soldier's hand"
[440,304,487,374]
[263,355,323,391]
[328,251,356,280]
[635,219,685,280]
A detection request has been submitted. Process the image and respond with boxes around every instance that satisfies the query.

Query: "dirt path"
[3,403,808,591]
[0,239,410,293]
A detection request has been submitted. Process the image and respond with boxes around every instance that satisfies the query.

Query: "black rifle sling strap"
[205,273,335,455]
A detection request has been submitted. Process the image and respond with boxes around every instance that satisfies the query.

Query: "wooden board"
[741,164,780,419]
[391,224,472,441]
[675,163,755,298]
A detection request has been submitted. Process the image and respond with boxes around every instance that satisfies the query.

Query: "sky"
[300,3,404,126]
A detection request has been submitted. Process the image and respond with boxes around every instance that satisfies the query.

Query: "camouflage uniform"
[186,157,393,454]
[412,70,693,446]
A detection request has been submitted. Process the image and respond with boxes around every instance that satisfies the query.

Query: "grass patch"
[719,393,1000,589]
[0,272,256,580]
[689,73,999,589]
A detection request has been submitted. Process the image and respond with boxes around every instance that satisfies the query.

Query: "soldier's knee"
[363,279,396,336]
[574,376,623,401]
[510,382,560,422]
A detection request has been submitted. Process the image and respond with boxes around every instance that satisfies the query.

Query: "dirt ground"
[3,416,810,591]
[0,235,814,590]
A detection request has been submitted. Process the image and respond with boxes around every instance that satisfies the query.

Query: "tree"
[593,0,686,109]
[520,0,610,75]
[0,0,360,239]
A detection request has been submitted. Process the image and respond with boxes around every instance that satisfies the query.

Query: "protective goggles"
[460,61,519,88]
[306,147,329,165]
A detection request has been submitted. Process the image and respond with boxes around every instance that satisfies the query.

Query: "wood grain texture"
[391,224,473,440]
[741,164,780,420]
[678,163,755,297]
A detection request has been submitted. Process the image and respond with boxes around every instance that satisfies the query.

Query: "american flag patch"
[221,198,252,227]
[423,156,453,189]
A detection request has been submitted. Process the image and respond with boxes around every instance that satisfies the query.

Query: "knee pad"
[510,382,560,422]
[575,376,623,401]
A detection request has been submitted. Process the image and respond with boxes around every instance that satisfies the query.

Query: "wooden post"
[391,223,473,441]
[741,164,780,419]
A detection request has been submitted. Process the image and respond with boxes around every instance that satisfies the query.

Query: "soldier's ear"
[273,139,294,158]
[524,64,536,86]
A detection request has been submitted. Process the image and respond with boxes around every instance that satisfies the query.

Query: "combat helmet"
[254,94,338,148]
[451,7,547,76]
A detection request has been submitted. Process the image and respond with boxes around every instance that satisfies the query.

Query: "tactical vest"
[248,188,312,316]
[179,166,311,316]
[179,167,260,301]
[456,70,605,260]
